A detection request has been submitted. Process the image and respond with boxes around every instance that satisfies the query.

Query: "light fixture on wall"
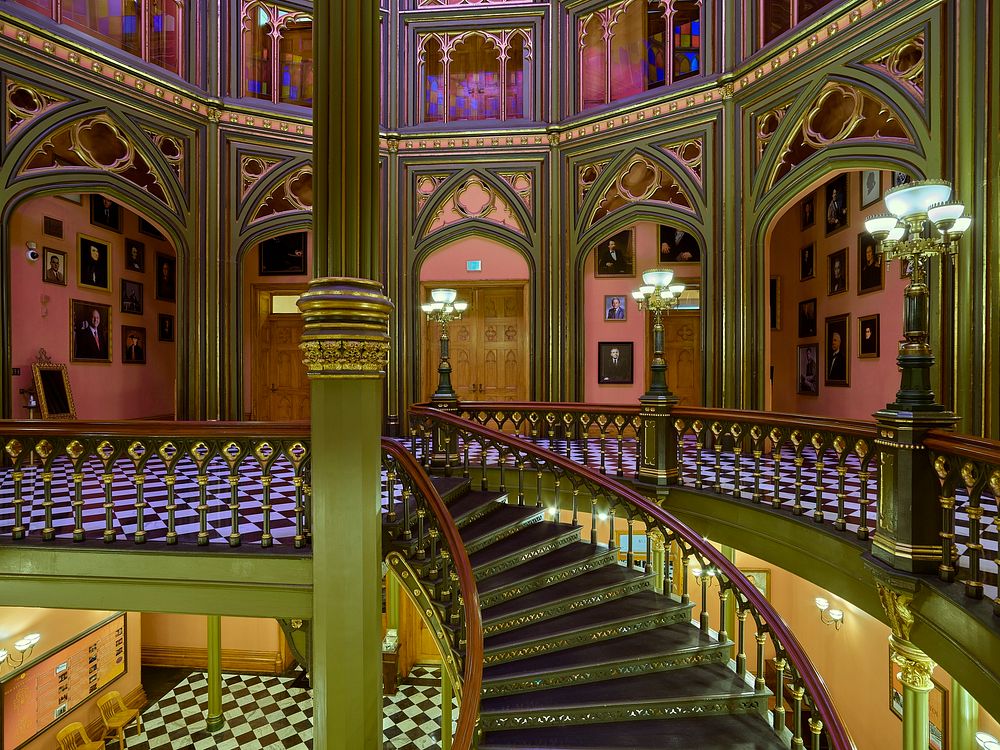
[421,288,468,407]
[815,597,845,630]
[690,565,717,587]
[863,179,971,413]
[976,732,1000,750]
[0,632,41,670]
[632,268,686,402]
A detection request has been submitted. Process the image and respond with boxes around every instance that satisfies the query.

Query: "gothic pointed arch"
[242,160,314,227]
[4,76,75,147]
[855,29,927,112]
[414,170,533,243]
[579,148,698,231]
[8,109,184,215]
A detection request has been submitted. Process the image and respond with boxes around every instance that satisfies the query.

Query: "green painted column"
[440,665,453,750]
[889,635,935,750]
[312,0,380,279]
[950,680,978,750]
[206,615,224,732]
[299,280,393,750]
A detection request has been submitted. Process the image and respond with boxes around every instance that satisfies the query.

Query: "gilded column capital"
[890,634,935,692]
[876,582,914,640]
[297,277,393,378]
[648,528,666,551]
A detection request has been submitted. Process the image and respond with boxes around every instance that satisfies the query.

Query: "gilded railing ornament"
[297,278,393,378]
[889,634,935,691]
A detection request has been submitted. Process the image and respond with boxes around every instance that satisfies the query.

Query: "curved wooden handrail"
[0,419,309,438]
[411,404,855,750]
[456,402,878,438]
[381,439,483,750]
[924,430,1000,465]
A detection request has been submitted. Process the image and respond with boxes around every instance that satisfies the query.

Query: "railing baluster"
[791,685,805,748]
[260,472,273,548]
[516,461,525,506]
[856,441,872,539]
[791,431,805,515]
[711,422,723,492]
[731,425,744,498]
[480,441,488,491]
[699,570,710,631]
[386,470,398,523]
[626,517,634,568]
[681,553,690,604]
[536,470,543,508]
[718,588,728,642]
[498,449,507,493]
[590,496,598,544]
[196,469,210,546]
[811,434,826,523]
[832,438,848,531]
[572,488,579,526]
[11,467,25,539]
[751,427,764,502]
[755,633,767,692]
[599,428,608,475]
[103,469,116,543]
[402,487,413,542]
[773,657,787,731]
[736,609,748,677]
[227,469,240,547]
[462,445,470,480]
[616,432,625,477]
[607,507,615,549]
[135,471,148,544]
[165,472,178,544]
[675,421,686,485]
[72,469,85,542]
[552,478,560,523]
[809,718,824,750]
[417,507,427,560]
[293,473,306,548]
[693,421,705,489]
[961,463,985,599]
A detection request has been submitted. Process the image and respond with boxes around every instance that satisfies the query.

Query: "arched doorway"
[418,236,530,402]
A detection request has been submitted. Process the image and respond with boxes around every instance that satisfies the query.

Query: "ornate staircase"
[428,473,787,750]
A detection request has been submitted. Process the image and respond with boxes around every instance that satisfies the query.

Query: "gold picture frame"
[31,361,76,420]
[742,568,771,600]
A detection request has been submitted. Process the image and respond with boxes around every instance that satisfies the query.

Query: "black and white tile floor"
[127,666,456,750]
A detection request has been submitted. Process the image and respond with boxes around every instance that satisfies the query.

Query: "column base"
[206,715,226,733]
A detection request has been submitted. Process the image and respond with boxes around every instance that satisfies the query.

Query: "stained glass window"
[423,37,445,123]
[243,6,273,100]
[149,0,182,74]
[760,0,837,48]
[61,0,141,57]
[279,19,313,105]
[240,4,313,107]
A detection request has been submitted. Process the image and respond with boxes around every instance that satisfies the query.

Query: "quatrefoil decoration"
[5,439,23,460]
[750,425,763,441]
[34,439,54,461]
[854,439,869,459]
[189,441,212,468]
[65,440,85,460]
[254,441,275,463]
[286,441,308,468]
[129,441,148,461]
[157,441,177,463]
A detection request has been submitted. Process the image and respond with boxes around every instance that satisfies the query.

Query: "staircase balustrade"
[411,404,856,750]
[450,401,999,618]
[0,421,311,548]
[381,440,483,750]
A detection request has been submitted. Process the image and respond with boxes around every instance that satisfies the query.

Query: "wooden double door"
[252,286,311,421]
[645,310,702,406]
[422,283,529,403]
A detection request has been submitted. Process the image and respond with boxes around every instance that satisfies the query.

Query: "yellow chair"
[55,722,103,750]
[96,690,143,748]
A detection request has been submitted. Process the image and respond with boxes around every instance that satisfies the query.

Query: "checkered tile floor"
[404,434,998,587]
[127,666,456,749]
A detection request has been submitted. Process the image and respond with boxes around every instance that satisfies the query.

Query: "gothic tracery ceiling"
[862,33,925,107]
[5,79,70,141]
[590,153,693,226]
[660,138,704,187]
[423,174,526,239]
[251,165,314,223]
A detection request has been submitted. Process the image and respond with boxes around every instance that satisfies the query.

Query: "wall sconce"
[691,565,718,587]
[815,598,845,629]
[0,633,41,669]
[976,732,1000,750]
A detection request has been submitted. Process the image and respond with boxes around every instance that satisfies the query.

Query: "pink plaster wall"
[5,608,142,750]
[419,235,529,282]
[769,171,905,419]
[8,195,177,420]
[583,221,700,404]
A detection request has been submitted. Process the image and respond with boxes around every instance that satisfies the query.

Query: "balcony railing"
[454,402,999,617]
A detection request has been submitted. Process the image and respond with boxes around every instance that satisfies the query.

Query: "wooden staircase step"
[448,489,509,528]
[482,566,654,638]
[478,714,789,749]
[484,590,692,666]
[461,505,545,554]
[429,475,471,503]
[481,624,732,697]
[479,664,768,730]
[472,522,582,580]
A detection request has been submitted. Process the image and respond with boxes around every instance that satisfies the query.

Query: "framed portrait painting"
[800,243,815,281]
[824,174,849,235]
[594,230,634,278]
[742,569,771,600]
[857,233,883,294]
[860,170,882,209]
[42,247,67,286]
[158,313,175,342]
[828,248,848,296]
[78,234,111,292]
[797,298,817,338]
[658,225,700,263]
[597,341,633,384]
[859,314,880,358]
[90,194,122,232]
[122,325,147,364]
[124,238,145,273]
[824,313,850,387]
[260,232,308,275]
[120,279,143,315]
[796,344,819,396]
[70,299,112,363]
[800,192,816,230]
[155,253,176,302]
[891,171,912,188]
[138,217,165,239]
[604,295,627,321]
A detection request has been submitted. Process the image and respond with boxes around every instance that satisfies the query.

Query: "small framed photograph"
[31,361,76,419]
[828,248,848,296]
[614,530,648,562]
[594,229,634,278]
[769,277,780,330]
[797,298,817,338]
[658,225,700,263]
[858,233,884,294]
[824,173,849,235]
[860,170,882,209]
[859,314,880,358]
[259,232,308,275]
[742,568,771,600]
[90,194,122,233]
[120,279,143,315]
[155,253,176,302]
[138,217,165,239]
[796,344,819,395]
[78,234,111,292]
[604,295,627,320]
[891,171,912,188]
[824,313,850,386]
[800,243,815,281]
[122,325,147,364]
[158,313,175,342]
[124,238,145,273]
[43,216,63,238]
[70,299,112,363]
[597,341,633,384]
[42,247,67,286]
[800,192,816,230]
